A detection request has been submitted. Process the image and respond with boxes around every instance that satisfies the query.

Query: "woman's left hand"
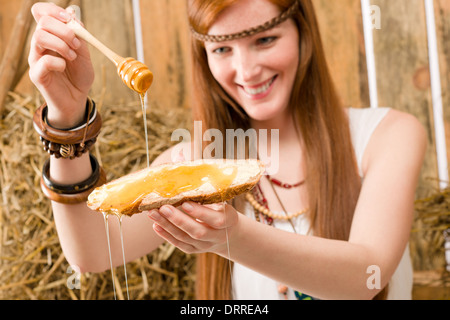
[146,201,239,255]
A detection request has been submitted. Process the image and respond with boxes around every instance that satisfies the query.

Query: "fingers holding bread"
[181,202,238,230]
[147,202,238,254]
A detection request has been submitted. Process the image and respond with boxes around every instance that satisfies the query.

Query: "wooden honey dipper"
[66,18,153,95]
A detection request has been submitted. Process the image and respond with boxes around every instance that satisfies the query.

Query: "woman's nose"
[232,47,262,83]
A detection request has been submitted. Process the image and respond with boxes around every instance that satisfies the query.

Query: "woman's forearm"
[49,153,112,272]
[49,153,165,273]
[226,214,387,300]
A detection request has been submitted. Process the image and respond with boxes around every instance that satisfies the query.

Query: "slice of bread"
[87,159,265,216]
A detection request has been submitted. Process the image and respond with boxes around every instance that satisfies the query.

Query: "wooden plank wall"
[312,0,370,110]
[139,0,192,111]
[79,0,138,105]
[371,0,438,197]
[435,0,450,188]
[0,0,20,62]
[312,0,449,198]
[1,0,449,198]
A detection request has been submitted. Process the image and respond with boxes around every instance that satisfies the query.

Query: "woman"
[28,0,427,300]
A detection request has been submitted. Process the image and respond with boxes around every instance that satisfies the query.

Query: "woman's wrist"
[44,153,107,204]
[49,152,93,185]
[216,211,245,258]
[46,98,89,130]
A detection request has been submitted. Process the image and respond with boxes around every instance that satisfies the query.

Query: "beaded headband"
[190,0,300,43]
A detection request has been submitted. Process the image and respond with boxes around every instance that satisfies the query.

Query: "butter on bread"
[87,159,265,216]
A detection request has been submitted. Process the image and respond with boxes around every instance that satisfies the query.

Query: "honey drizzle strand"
[140,94,150,168]
[103,212,117,300]
[102,212,130,300]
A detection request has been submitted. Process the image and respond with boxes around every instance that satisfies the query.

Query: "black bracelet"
[41,154,101,195]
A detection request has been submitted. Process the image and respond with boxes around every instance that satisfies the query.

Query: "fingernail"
[182,202,194,212]
[210,203,223,211]
[59,11,70,22]
[72,37,81,49]
[204,203,223,211]
[153,224,162,232]
[147,210,160,221]
[68,49,77,60]
[160,206,172,217]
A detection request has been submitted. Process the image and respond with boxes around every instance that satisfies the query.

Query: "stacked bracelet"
[40,154,107,204]
[33,98,102,160]
[34,98,106,204]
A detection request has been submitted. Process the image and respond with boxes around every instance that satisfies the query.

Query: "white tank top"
[232,107,413,300]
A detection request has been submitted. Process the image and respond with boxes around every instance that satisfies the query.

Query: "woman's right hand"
[29,2,95,129]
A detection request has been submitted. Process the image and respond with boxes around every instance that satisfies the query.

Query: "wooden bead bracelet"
[39,136,97,159]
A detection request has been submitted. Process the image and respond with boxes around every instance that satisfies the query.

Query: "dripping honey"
[116,58,153,166]
[99,52,152,299]
[97,163,238,215]
[117,58,153,95]
[140,93,150,168]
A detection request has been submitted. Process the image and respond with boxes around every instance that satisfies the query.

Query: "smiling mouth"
[242,76,277,96]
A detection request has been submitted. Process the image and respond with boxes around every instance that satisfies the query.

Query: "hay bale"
[0,91,195,300]
[411,187,450,295]
[411,189,450,271]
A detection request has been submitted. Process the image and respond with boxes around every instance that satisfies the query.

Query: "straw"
[0,91,195,300]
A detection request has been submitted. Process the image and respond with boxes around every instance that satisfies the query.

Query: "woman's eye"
[213,47,231,54]
[257,36,277,46]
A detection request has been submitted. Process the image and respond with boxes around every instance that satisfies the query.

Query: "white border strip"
[425,0,449,189]
[361,0,379,109]
[132,0,148,107]
[132,0,145,64]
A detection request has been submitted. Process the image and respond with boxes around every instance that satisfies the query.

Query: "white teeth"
[243,78,274,96]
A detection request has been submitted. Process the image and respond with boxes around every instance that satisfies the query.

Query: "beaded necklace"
[246,175,317,300]
[247,176,308,226]
[267,175,305,189]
